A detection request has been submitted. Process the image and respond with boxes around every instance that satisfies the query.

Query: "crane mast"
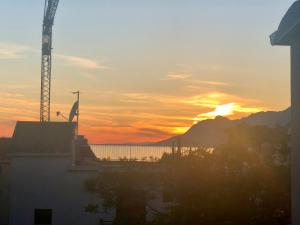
[40,0,59,122]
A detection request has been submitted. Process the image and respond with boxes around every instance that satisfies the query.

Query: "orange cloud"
[56,54,107,70]
[0,43,33,59]
[163,72,191,80]
[0,88,267,144]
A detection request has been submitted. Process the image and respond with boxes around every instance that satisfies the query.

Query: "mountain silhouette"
[158,108,290,147]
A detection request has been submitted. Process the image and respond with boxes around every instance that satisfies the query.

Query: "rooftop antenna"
[56,111,68,121]
[40,0,59,122]
[270,1,300,224]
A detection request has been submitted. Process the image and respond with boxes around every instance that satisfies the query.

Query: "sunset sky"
[0,0,295,143]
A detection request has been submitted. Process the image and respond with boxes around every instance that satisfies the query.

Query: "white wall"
[9,156,107,225]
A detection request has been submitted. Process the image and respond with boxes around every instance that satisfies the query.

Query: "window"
[34,209,52,225]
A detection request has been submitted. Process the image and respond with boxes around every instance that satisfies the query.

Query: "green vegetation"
[86,124,291,225]
[155,124,290,225]
[85,166,161,225]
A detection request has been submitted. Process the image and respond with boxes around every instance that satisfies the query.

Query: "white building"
[1,121,166,225]
[6,122,107,225]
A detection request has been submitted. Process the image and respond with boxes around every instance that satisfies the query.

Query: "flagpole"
[70,90,80,167]
[77,91,79,137]
[72,90,80,137]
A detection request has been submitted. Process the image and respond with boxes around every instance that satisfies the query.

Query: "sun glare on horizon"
[211,103,235,117]
[193,103,262,124]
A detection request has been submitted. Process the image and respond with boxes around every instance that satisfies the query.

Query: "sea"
[90,144,173,162]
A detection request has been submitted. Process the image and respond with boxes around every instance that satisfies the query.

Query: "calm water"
[91,145,173,161]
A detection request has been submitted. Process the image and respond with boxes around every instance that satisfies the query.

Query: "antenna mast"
[40,0,59,122]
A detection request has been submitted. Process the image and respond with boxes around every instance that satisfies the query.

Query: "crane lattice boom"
[40,0,59,122]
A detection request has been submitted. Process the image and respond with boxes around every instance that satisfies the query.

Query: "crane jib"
[40,0,59,122]
[44,0,59,25]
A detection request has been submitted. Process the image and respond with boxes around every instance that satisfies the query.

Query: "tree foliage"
[155,125,290,225]
[86,125,291,225]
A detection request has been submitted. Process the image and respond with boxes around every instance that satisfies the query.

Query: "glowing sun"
[212,103,236,117]
[193,103,236,124]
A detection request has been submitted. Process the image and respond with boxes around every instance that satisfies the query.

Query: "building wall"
[0,161,11,225]
[9,156,108,225]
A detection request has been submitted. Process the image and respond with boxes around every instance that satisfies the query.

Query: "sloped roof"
[10,121,75,154]
[271,1,300,45]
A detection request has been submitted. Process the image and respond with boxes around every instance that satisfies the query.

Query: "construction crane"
[40,0,59,122]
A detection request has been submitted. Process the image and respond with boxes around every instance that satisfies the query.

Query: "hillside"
[158,108,290,147]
